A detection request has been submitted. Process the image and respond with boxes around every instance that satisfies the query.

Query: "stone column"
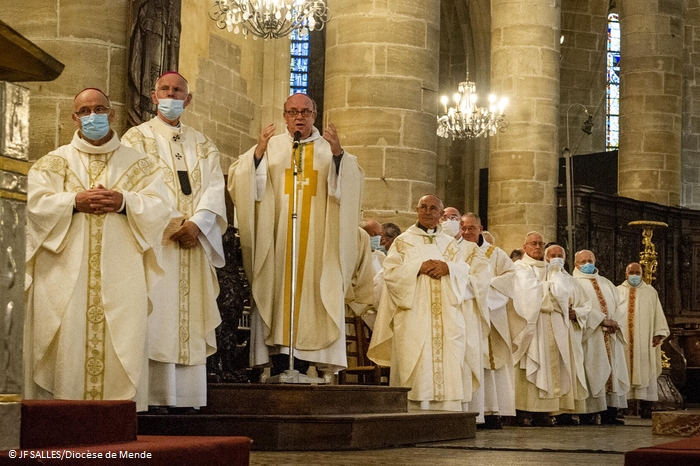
[0,82,29,450]
[618,1,683,206]
[489,0,562,250]
[324,0,440,227]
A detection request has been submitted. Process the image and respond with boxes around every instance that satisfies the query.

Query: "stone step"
[202,383,410,415]
[652,409,700,436]
[137,411,476,451]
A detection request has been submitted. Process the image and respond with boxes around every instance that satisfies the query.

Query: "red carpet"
[625,436,700,466]
[0,400,250,465]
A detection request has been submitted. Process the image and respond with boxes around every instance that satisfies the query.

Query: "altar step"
[137,383,477,451]
[652,409,700,436]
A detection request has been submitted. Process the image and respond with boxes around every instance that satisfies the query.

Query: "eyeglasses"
[418,205,441,213]
[441,214,459,221]
[74,106,111,118]
[285,109,315,117]
[526,241,545,248]
[463,226,480,232]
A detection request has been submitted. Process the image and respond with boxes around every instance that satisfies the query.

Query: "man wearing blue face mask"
[616,262,669,418]
[123,71,227,412]
[25,88,170,411]
[573,249,630,425]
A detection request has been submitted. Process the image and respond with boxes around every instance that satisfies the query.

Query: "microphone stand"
[266,132,325,385]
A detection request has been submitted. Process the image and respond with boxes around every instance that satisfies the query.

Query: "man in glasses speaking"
[229,93,363,380]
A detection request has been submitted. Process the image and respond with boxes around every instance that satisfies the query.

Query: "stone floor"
[249,417,686,465]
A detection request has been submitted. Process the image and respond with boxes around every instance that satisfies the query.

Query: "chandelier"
[437,76,509,140]
[209,0,329,39]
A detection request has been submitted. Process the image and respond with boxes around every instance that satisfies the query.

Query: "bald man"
[369,195,477,412]
[229,92,364,379]
[26,88,169,410]
[617,262,669,418]
[123,71,227,410]
[573,250,629,425]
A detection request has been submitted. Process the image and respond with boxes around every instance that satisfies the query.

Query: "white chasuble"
[25,132,169,410]
[368,226,475,411]
[617,281,669,401]
[573,269,629,410]
[490,254,572,412]
[122,117,226,371]
[229,128,363,371]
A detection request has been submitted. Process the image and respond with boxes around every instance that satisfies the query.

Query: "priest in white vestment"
[490,232,573,427]
[617,262,669,415]
[229,93,363,376]
[573,249,629,425]
[368,195,477,411]
[544,245,591,424]
[462,212,516,429]
[25,88,169,411]
[122,72,226,409]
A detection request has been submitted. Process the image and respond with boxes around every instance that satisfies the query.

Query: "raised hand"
[254,123,276,160]
[323,122,343,156]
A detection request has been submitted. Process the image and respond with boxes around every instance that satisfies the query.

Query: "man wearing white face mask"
[616,262,669,418]
[440,207,461,240]
[573,249,629,425]
[123,72,227,411]
[25,88,169,410]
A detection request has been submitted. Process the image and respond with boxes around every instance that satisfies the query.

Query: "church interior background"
[3,0,700,461]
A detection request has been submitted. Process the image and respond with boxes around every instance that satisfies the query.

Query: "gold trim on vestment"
[84,214,107,400]
[282,142,318,346]
[628,287,636,381]
[426,236,445,401]
[590,278,614,393]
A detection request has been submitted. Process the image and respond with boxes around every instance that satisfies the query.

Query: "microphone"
[293,131,301,149]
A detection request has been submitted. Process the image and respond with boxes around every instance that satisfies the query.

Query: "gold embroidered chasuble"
[573,268,630,409]
[25,132,169,409]
[616,281,669,401]
[122,118,226,367]
[368,226,476,411]
[229,128,364,370]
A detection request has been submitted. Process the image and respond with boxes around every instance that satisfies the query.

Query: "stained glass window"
[607,13,620,150]
[290,29,310,95]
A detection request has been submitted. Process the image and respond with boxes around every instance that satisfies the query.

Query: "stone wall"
[559,0,608,154]
[5,0,129,162]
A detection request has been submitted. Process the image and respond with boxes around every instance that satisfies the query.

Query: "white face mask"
[441,219,460,238]
[548,257,565,269]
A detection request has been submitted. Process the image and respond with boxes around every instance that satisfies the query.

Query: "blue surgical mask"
[158,98,186,120]
[579,263,595,274]
[628,275,642,287]
[369,235,381,251]
[548,257,565,269]
[80,113,111,141]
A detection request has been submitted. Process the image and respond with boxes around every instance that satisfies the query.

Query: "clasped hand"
[602,318,619,334]
[75,184,123,215]
[419,259,449,279]
[170,220,200,249]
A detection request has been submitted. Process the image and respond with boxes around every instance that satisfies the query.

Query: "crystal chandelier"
[209,0,329,39]
[437,76,509,140]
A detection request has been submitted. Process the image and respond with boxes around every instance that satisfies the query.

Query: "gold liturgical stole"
[282,142,318,346]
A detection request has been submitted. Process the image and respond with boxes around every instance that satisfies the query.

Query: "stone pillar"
[324,0,440,227]
[682,1,700,209]
[489,0,562,251]
[0,82,29,450]
[618,1,683,206]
